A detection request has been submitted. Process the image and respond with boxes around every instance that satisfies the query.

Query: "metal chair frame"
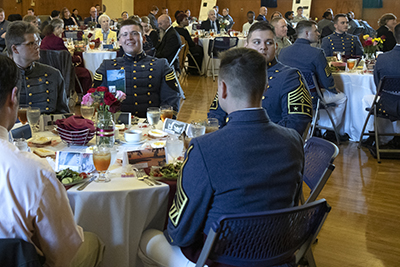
[206,37,239,81]
[195,199,331,267]
[358,76,400,163]
[302,71,341,145]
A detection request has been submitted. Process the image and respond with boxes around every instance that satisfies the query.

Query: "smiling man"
[93,19,180,117]
[6,21,69,114]
[271,17,292,55]
[321,13,363,56]
[208,21,312,136]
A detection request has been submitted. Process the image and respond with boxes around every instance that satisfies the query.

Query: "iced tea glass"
[18,105,29,125]
[160,105,174,122]
[93,146,111,182]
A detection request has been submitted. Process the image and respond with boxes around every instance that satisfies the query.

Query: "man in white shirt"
[271,17,292,55]
[0,55,104,266]
[242,11,255,33]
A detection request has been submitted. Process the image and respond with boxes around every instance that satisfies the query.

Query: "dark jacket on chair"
[200,19,220,32]
[155,26,182,71]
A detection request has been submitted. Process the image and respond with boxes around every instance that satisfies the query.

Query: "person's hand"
[1,32,6,39]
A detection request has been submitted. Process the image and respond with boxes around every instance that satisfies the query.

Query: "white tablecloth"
[83,50,117,76]
[320,72,376,141]
[198,37,246,76]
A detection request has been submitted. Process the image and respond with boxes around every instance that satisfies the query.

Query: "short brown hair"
[119,19,143,35]
[5,21,40,56]
[378,13,397,27]
[0,55,19,108]
[333,13,348,24]
[247,21,275,43]
[151,5,159,12]
[296,20,317,35]
[219,47,267,101]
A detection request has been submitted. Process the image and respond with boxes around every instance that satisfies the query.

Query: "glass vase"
[96,111,115,147]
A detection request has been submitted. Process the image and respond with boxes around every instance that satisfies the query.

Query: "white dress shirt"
[0,125,84,267]
[242,21,255,33]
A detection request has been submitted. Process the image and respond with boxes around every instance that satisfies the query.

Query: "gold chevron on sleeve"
[94,72,103,81]
[324,63,332,77]
[165,71,176,82]
[288,74,312,117]
[168,145,192,227]
[210,93,219,110]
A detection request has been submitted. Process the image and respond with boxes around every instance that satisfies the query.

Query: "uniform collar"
[123,51,146,62]
[17,62,35,76]
[226,109,270,125]
[333,31,347,37]
[295,38,311,45]
[267,58,278,68]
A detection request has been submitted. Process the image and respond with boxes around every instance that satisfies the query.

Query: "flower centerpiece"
[362,34,384,59]
[82,86,126,147]
[219,19,230,33]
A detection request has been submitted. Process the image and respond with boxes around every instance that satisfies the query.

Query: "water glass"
[205,118,219,134]
[27,107,41,133]
[186,121,206,138]
[147,107,161,129]
[166,135,184,163]
[13,138,29,151]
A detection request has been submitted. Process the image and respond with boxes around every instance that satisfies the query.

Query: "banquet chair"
[301,137,339,204]
[302,71,341,145]
[206,37,239,81]
[0,238,45,267]
[169,44,186,72]
[10,124,32,140]
[195,199,331,267]
[178,36,190,78]
[39,50,77,109]
[358,76,400,163]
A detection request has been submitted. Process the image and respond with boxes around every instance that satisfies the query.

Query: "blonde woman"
[95,14,117,43]
[60,7,78,28]
[377,13,397,52]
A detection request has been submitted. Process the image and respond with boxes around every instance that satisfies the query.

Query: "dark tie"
[211,21,214,29]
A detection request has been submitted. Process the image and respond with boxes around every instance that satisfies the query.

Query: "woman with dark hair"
[377,13,397,52]
[174,13,203,74]
[61,7,77,28]
[141,16,159,56]
[72,9,82,22]
[40,19,92,94]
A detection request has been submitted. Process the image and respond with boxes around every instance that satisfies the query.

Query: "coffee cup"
[124,130,143,143]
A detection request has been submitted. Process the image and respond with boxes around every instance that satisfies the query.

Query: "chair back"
[195,199,331,267]
[0,238,44,266]
[169,44,186,70]
[179,36,190,72]
[303,137,339,204]
[208,37,239,58]
[10,124,32,140]
[39,50,75,98]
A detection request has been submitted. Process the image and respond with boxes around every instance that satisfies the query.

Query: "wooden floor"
[176,74,400,266]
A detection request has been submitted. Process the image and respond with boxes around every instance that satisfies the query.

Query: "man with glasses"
[93,19,181,117]
[208,22,312,136]
[5,21,69,114]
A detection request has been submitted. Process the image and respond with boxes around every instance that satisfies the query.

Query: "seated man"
[321,13,364,57]
[139,47,304,267]
[292,6,308,23]
[271,17,292,56]
[280,20,347,133]
[0,8,9,52]
[0,55,104,267]
[84,6,99,26]
[242,11,255,33]
[256,6,268,22]
[209,22,312,136]
[155,14,182,72]
[93,19,181,118]
[200,9,220,32]
[318,11,335,38]
[362,23,400,148]
[6,21,69,114]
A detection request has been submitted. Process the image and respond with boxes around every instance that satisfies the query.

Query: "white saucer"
[120,138,146,145]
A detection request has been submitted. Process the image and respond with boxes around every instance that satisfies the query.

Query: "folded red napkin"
[55,115,95,132]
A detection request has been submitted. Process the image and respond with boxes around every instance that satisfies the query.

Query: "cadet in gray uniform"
[321,13,364,57]
[93,19,181,118]
[6,21,69,114]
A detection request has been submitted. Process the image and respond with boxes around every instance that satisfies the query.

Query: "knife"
[77,176,96,191]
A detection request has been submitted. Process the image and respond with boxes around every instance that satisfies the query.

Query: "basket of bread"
[55,115,95,146]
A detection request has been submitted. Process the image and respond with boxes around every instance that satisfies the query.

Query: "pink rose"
[115,90,126,101]
[81,94,94,106]
[373,41,378,46]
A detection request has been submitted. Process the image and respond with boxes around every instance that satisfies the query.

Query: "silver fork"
[140,169,162,185]
[136,169,154,186]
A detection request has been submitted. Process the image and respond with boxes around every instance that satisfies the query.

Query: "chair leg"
[373,107,381,163]
[304,249,317,267]
[188,52,203,75]
[358,110,373,148]
[323,106,340,145]
[212,57,215,82]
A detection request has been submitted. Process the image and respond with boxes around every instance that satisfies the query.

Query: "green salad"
[56,168,87,185]
[150,162,183,180]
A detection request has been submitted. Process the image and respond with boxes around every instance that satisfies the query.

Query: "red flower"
[104,92,117,106]
[87,87,96,94]
[364,39,373,46]
[96,86,108,92]
[108,100,121,113]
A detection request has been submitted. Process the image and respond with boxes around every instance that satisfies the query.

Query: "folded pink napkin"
[55,115,95,132]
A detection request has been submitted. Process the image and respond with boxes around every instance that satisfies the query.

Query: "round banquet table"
[83,50,117,76]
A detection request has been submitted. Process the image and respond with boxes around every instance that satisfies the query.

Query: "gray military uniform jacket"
[18,62,69,114]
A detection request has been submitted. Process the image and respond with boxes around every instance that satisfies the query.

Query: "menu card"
[107,69,126,93]
[56,151,95,173]
[127,148,166,169]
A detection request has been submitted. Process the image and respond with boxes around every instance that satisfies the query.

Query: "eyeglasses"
[17,39,41,48]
